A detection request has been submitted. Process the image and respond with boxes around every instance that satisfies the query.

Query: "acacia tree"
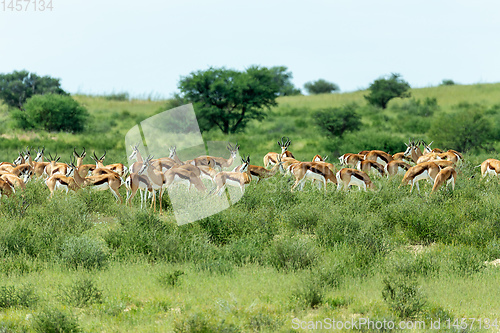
[0,70,68,109]
[178,66,281,133]
[304,79,339,94]
[364,73,411,109]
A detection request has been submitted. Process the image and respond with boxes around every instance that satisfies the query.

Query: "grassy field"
[1,84,500,331]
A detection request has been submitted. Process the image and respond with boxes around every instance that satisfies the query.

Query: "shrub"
[61,277,103,307]
[440,79,455,86]
[0,284,38,309]
[382,274,426,319]
[174,313,239,333]
[428,103,493,152]
[33,308,80,333]
[293,277,324,308]
[304,79,340,94]
[265,235,318,271]
[314,103,362,138]
[364,73,411,109]
[61,235,109,270]
[13,93,88,133]
[396,97,439,117]
[157,270,185,288]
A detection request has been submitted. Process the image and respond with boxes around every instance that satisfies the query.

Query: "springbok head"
[227,142,240,158]
[91,151,106,167]
[128,143,141,160]
[35,147,45,162]
[239,155,250,173]
[169,146,177,159]
[278,136,291,153]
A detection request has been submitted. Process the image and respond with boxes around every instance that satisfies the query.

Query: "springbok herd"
[0,138,499,211]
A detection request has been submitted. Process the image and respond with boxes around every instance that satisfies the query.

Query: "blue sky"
[1,0,499,98]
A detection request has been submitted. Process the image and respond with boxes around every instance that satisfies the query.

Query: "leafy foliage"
[270,66,301,96]
[13,94,89,133]
[0,70,68,109]
[179,66,281,133]
[0,284,38,308]
[382,274,426,319]
[428,103,493,151]
[314,103,362,137]
[440,79,456,86]
[33,308,81,333]
[364,73,411,109]
[61,277,103,307]
[304,79,339,94]
[61,235,109,270]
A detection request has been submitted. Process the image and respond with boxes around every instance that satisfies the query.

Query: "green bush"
[61,277,103,307]
[314,103,361,138]
[304,79,340,94]
[13,93,88,133]
[382,274,426,319]
[428,102,493,151]
[364,73,411,109]
[61,235,109,270]
[265,235,318,271]
[33,308,80,333]
[0,284,38,309]
[157,270,185,287]
[293,277,324,308]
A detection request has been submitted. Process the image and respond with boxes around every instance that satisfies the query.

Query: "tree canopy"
[304,79,340,95]
[0,70,68,109]
[364,73,411,109]
[314,103,362,138]
[13,93,88,133]
[178,66,282,134]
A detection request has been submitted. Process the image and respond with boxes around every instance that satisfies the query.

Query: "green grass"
[1,84,500,330]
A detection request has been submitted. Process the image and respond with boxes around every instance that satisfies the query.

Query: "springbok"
[400,161,440,193]
[0,178,14,198]
[45,165,80,198]
[263,137,294,168]
[338,153,365,167]
[478,159,500,178]
[73,148,96,177]
[190,142,240,170]
[431,167,457,193]
[364,150,393,166]
[91,151,127,177]
[234,155,284,183]
[384,160,412,178]
[212,156,251,196]
[290,162,337,192]
[356,160,385,177]
[336,168,375,191]
[71,157,124,203]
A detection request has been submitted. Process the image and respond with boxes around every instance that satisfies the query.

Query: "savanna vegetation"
[1,81,500,331]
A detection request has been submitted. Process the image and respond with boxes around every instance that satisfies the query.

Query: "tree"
[269,66,301,96]
[178,66,281,134]
[427,103,493,152]
[314,103,362,137]
[304,79,339,95]
[0,70,68,109]
[364,73,411,109]
[13,94,88,132]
